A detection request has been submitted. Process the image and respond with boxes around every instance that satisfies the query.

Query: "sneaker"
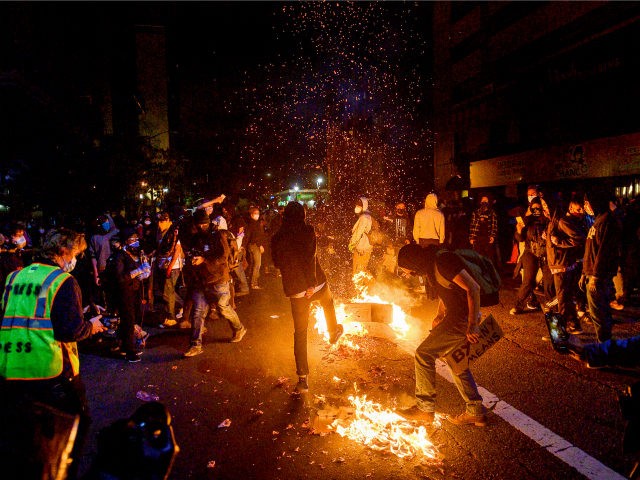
[178,320,192,329]
[398,405,435,425]
[230,326,247,343]
[566,324,584,335]
[160,319,177,329]
[525,302,540,311]
[184,345,203,358]
[294,376,309,393]
[329,324,344,345]
[446,411,487,427]
[251,285,263,290]
[510,307,524,315]
[125,352,142,363]
[176,308,184,319]
[610,300,624,311]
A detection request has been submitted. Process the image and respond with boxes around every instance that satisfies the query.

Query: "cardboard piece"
[442,314,503,374]
[342,303,393,323]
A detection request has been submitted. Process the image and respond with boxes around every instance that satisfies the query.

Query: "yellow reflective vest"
[0,263,80,380]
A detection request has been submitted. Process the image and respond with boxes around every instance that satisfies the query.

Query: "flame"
[312,271,413,350]
[351,272,411,339]
[331,386,441,461]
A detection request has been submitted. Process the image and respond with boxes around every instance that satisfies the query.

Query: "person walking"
[183,209,247,358]
[348,197,374,275]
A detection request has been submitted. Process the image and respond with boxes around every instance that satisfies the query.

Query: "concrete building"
[431,1,640,200]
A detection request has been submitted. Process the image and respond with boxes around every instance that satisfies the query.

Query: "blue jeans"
[190,282,243,346]
[414,317,484,414]
[232,264,249,295]
[586,276,614,343]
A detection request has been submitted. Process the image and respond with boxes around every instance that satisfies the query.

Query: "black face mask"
[396,209,406,217]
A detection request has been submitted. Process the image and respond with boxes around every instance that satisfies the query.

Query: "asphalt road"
[77,270,640,480]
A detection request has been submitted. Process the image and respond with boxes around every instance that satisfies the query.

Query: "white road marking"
[389,329,627,480]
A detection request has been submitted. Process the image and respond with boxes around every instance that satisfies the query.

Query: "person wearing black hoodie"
[582,194,622,343]
[271,201,343,393]
[396,243,487,427]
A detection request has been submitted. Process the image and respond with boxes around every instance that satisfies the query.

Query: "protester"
[511,197,553,314]
[154,212,184,328]
[183,209,247,358]
[103,227,150,362]
[469,195,498,266]
[413,192,445,247]
[397,243,487,427]
[271,201,343,393]
[348,197,374,275]
[244,206,266,290]
[547,197,588,334]
[582,193,623,343]
[0,227,106,477]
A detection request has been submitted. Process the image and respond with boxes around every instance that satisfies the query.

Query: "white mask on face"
[354,206,362,214]
[251,214,259,221]
[527,195,536,204]
[63,256,77,273]
[13,236,26,248]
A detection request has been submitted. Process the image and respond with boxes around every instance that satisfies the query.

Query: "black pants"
[516,252,554,308]
[554,267,580,327]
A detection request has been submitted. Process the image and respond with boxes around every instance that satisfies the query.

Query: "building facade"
[432,1,640,198]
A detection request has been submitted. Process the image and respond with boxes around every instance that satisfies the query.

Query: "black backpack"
[433,249,501,307]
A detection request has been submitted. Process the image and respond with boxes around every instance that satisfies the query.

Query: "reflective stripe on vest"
[0,263,78,380]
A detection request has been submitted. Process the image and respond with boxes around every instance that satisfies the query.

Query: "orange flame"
[331,385,441,461]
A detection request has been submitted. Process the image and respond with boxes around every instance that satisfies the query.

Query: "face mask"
[63,257,77,273]
[251,214,259,221]
[38,228,45,234]
[101,221,110,232]
[527,195,536,204]
[128,240,140,249]
[354,206,362,214]
[144,220,151,226]
[396,209,405,216]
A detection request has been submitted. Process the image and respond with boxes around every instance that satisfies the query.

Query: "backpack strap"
[432,251,455,290]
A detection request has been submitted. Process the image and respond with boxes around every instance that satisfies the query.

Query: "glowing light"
[332,385,442,461]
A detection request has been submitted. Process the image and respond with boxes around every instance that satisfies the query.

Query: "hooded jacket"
[349,197,373,254]
[413,193,445,244]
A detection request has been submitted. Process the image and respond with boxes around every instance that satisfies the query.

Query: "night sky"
[0,2,433,220]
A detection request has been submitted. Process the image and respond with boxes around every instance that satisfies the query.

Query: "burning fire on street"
[321,383,442,462]
[310,275,441,461]
[313,271,412,350]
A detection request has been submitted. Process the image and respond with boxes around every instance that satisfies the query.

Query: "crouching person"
[397,244,487,427]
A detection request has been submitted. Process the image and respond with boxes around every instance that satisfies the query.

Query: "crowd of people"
[1,184,640,476]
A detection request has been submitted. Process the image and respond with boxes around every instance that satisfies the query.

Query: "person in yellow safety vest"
[0,227,106,479]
